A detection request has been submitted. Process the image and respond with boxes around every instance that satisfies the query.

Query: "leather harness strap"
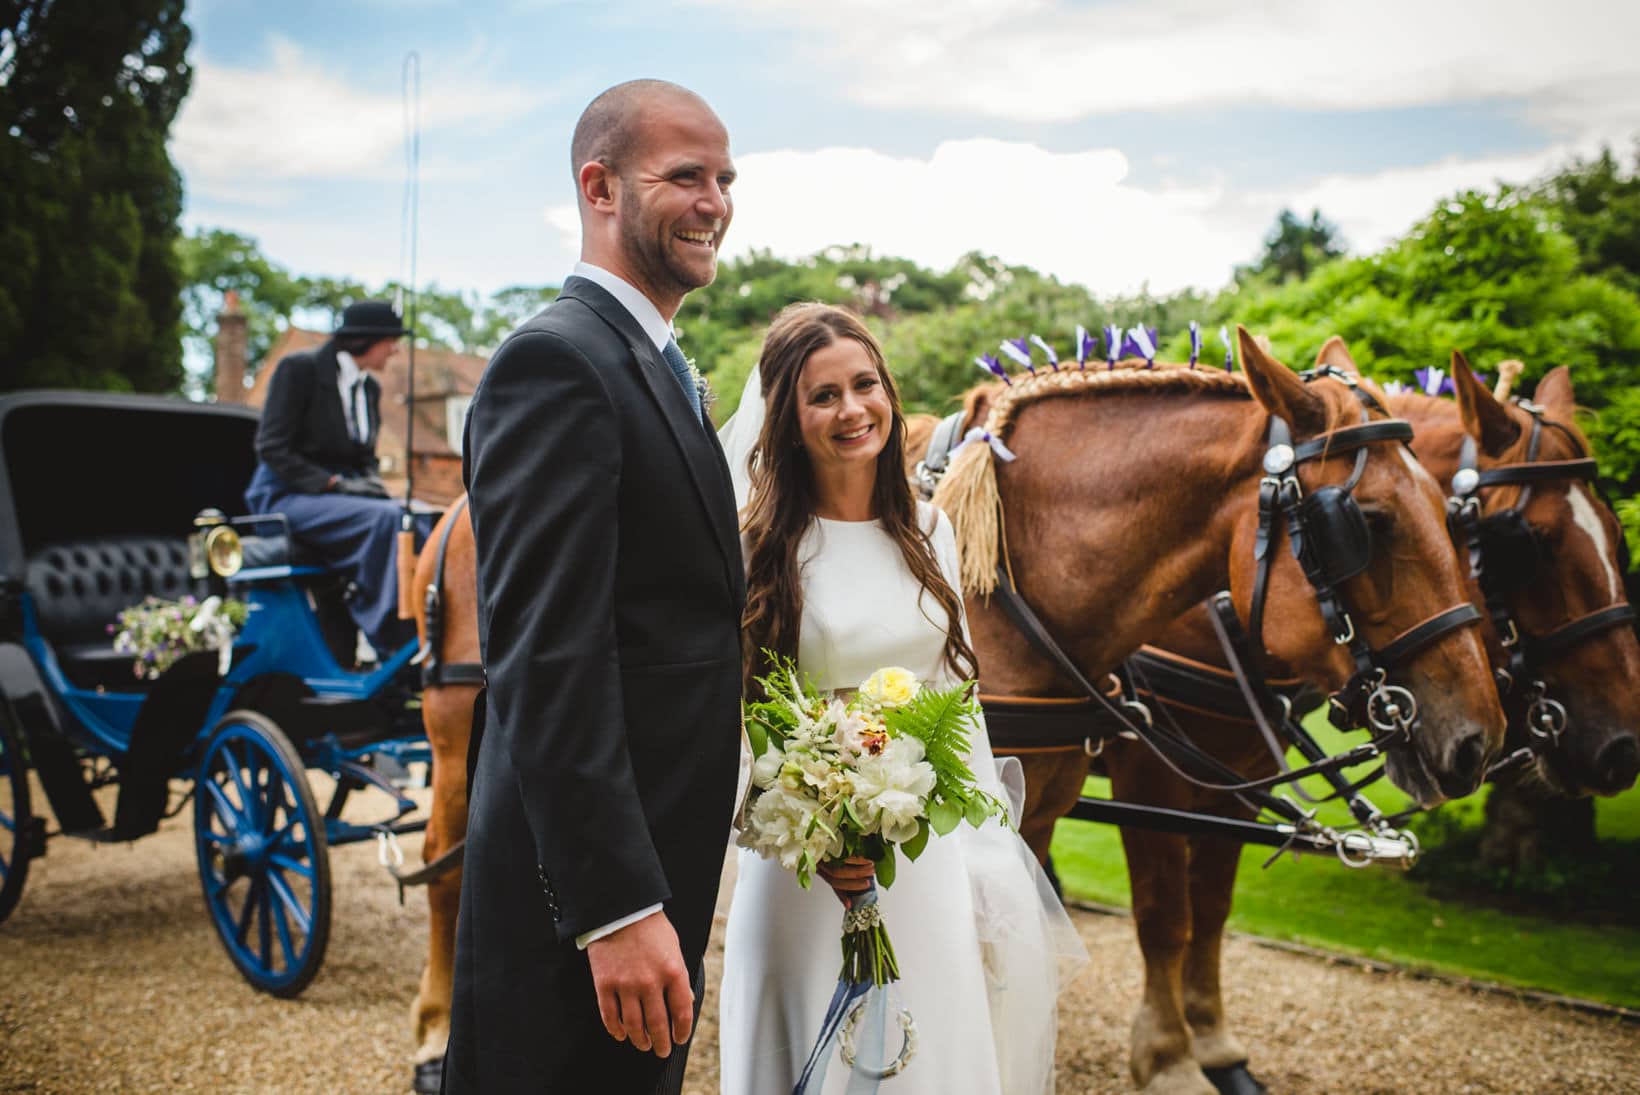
[421,495,486,689]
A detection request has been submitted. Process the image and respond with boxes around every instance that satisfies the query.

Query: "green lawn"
[1049,715,1640,1008]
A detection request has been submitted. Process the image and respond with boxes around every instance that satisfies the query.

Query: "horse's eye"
[1360,506,1395,538]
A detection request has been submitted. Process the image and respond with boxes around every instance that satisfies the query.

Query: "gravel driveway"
[2,781,1636,1093]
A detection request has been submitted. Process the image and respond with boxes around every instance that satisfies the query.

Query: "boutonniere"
[687,357,715,413]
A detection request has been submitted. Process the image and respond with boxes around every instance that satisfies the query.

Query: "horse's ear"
[1534,365,1577,421]
[962,384,997,431]
[1452,349,1520,457]
[1239,326,1327,434]
[1315,335,1361,375]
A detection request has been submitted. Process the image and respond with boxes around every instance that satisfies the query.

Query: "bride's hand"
[816,855,875,904]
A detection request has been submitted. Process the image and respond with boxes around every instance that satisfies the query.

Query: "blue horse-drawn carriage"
[0,390,431,995]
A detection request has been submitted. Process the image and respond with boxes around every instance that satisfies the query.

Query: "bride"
[716,303,1085,1093]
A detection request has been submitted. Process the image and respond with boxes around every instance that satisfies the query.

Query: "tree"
[1238,207,1346,285]
[0,0,192,392]
[177,229,305,393]
[1534,144,1640,294]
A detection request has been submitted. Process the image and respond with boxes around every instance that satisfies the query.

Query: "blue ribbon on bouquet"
[792,887,894,1095]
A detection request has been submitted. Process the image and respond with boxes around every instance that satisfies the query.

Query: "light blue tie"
[661,338,703,420]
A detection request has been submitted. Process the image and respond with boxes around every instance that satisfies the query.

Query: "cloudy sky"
[176,0,1640,301]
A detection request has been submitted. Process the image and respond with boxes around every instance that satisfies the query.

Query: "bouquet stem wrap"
[793,884,902,1095]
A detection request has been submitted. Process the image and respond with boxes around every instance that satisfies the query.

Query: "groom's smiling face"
[616,95,735,310]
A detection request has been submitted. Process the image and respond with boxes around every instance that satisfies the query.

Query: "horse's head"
[1235,329,1504,805]
[1445,354,1640,796]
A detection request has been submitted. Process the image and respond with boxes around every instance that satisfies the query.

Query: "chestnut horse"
[936,342,1640,1095]
[401,330,1508,1084]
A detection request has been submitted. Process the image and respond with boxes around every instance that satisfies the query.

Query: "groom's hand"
[585,910,693,1058]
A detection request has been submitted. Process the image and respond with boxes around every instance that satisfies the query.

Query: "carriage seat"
[24,537,202,691]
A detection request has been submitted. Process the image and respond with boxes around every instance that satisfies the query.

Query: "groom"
[444,80,745,1093]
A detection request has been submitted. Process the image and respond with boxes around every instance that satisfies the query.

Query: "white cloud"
[694,0,1640,141]
[172,36,540,200]
[547,139,1264,297]
[544,135,1595,298]
[1279,146,1578,254]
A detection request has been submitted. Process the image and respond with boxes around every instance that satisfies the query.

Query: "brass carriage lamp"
[189,509,243,579]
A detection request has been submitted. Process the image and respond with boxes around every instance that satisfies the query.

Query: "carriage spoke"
[270,886,298,969]
[266,869,312,936]
[225,744,260,830]
[234,877,262,945]
[204,779,246,833]
[258,768,285,836]
[257,876,273,965]
[269,852,313,880]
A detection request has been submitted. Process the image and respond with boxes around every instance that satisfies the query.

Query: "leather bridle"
[1446,401,1637,752]
[1247,369,1482,739]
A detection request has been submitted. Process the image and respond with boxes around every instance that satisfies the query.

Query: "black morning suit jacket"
[443,277,745,1093]
[253,341,381,493]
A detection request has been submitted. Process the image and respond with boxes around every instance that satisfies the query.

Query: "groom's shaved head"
[571,79,706,182]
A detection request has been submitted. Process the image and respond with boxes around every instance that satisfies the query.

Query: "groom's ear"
[578,160,619,213]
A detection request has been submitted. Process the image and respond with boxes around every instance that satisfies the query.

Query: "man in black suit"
[443,80,743,1093]
[245,300,425,654]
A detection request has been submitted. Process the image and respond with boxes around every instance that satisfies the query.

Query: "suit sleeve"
[256,356,334,493]
[466,329,669,942]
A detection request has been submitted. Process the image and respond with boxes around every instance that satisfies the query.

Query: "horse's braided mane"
[933,360,1251,596]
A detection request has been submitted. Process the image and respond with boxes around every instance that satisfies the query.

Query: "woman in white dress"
[717,303,1084,1094]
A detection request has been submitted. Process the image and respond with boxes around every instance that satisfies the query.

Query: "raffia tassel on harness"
[931,438,1003,596]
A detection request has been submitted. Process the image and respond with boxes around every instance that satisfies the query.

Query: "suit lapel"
[559,278,741,589]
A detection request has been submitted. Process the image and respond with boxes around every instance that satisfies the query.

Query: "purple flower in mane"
[1188,321,1202,368]
[1121,327,1158,366]
[1220,325,1235,371]
[1414,366,1454,397]
[975,354,1011,385]
[1000,337,1035,374]
[1074,325,1096,368]
[1103,324,1121,368]
[1028,334,1059,370]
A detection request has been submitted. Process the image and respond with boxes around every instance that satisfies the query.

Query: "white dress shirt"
[335,350,371,444]
[567,261,671,950]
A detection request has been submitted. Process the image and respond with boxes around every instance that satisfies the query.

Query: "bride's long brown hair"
[740,303,977,694]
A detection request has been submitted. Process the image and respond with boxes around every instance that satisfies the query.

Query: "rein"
[929,370,1488,866]
[1446,402,1637,757]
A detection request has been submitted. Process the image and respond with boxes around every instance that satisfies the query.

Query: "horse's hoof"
[412,1056,444,1094]
[1203,1063,1267,1095]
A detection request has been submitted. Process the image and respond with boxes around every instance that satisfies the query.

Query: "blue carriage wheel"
[0,714,32,924]
[193,711,331,997]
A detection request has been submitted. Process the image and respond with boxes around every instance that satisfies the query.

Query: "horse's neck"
[985,394,1264,687]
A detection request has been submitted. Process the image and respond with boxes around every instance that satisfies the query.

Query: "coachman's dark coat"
[443,276,745,1093]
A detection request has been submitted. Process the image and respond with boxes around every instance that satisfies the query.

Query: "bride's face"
[794,338,892,474]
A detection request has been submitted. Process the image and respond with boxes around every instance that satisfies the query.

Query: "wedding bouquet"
[110,594,250,680]
[739,655,1007,1085]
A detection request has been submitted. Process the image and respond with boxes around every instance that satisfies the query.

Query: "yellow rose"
[859,666,918,708]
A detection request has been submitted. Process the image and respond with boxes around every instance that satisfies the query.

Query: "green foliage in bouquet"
[743,653,1007,892]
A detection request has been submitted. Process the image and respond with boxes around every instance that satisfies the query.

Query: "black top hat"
[334,300,409,339]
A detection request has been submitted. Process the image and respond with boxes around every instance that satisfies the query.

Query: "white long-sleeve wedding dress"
[717,503,1085,1094]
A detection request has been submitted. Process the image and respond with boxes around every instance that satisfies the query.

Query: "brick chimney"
[214,290,249,403]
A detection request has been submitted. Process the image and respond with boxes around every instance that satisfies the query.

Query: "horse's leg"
[1181,728,1276,1093]
[1181,831,1251,1074]
[1013,748,1088,866]
[409,683,476,1069]
[1106,741,1217,1095]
